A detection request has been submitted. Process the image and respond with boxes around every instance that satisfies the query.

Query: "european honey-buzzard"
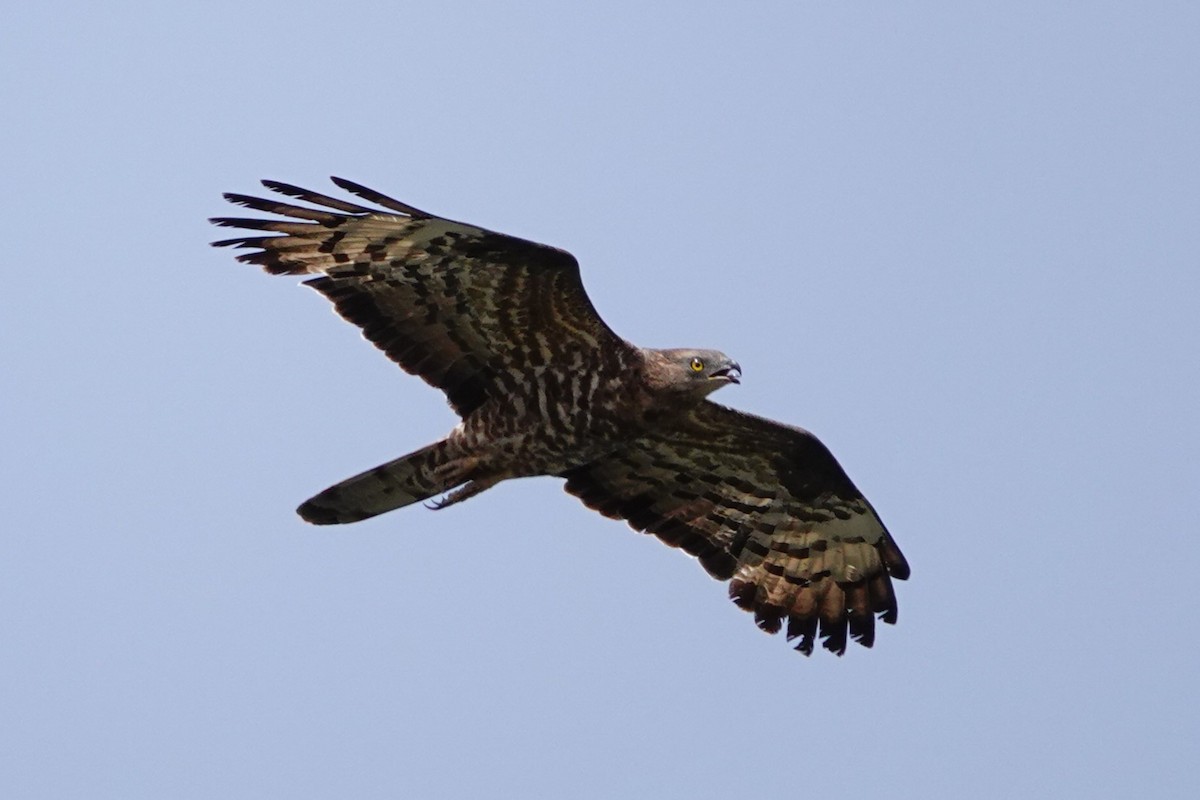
[211,178,910,656]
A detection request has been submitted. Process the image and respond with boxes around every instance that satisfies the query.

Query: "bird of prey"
[211,177,910,656]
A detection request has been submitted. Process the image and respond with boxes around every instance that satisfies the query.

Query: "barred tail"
[297,440,463,525]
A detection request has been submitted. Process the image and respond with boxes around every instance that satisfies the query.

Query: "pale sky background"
[3,2,1198,798]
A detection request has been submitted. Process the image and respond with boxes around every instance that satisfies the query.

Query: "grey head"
[640,347,742,399]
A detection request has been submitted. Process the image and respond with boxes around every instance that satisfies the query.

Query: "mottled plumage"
[211,177,910,656]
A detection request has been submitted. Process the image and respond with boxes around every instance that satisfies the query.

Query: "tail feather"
[297,441,461,524]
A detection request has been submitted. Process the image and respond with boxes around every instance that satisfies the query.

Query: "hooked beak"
[710,362,742,385]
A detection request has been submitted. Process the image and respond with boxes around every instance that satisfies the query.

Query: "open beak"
[710,362,742,384]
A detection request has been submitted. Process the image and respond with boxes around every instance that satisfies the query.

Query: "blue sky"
[3,2,1198,798]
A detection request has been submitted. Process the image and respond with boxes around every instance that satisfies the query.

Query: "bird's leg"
[425,473,504,510]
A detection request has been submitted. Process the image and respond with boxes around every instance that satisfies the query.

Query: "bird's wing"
[211,178,633,417]
[561,401,909,655]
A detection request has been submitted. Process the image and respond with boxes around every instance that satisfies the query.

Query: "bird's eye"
[689,357,705,372]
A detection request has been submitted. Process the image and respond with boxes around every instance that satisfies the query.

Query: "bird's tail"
[297,440,468,525]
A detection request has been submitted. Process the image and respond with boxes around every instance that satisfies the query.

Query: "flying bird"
[211,177,910,655]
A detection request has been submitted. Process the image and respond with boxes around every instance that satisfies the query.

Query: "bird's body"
[212,178,910,656]
[446,343,648,477]
[300,344,735,521]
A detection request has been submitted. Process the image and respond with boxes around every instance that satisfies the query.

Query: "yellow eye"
[689,357,705,373]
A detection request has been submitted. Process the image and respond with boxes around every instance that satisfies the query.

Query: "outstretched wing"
[561,402,909,655]
[211,178,632,417]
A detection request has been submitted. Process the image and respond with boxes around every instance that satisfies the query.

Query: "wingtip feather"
[329,176,430,217]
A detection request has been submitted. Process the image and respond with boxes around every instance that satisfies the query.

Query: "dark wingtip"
[260,179,376,214]
[885,539,912,581]
[208,218,235,245]
[821,626,849,656]
[786,614,817,656]
[754,604,785,635]
[728,579,757,610]
[329,176,430,217]
[329,176,366,193]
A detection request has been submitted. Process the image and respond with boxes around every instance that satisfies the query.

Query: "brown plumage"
[211,177,910,656]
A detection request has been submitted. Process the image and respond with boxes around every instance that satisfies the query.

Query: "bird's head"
[643,348,742,399]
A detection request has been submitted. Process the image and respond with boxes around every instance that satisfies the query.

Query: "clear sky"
[3,2,1198,798]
